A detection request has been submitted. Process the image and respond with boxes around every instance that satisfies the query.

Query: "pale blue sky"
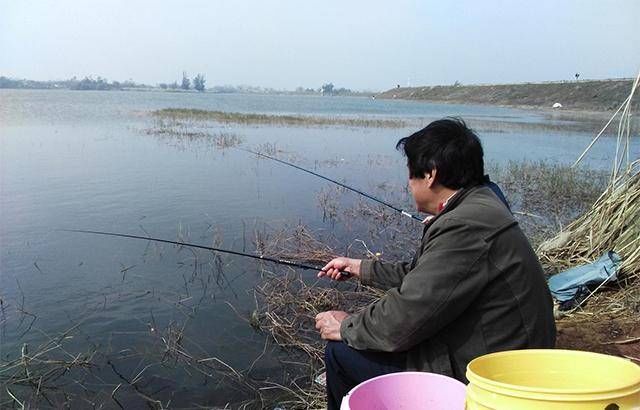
[1,0,638,90]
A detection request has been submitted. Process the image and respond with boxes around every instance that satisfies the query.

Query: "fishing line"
[237,147,425,222]
[61,229,349,277]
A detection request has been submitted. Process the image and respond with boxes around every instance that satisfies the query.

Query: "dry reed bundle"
[538,169,640,280]
[538,71,640,282]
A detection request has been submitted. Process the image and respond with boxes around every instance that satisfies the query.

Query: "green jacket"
[340,185,556,382]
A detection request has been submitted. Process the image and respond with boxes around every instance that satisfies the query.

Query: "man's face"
[408,172,434,214]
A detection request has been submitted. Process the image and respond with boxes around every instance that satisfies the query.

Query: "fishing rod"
[238,147,425,222]
[61,229,349,277]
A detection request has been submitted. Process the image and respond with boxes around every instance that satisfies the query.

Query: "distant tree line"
[158,81,179,90]
[0,75,367,96]
[0,76,145,90]
[318,82,360,96]
[158,72,206,92]
[155,76,358,95]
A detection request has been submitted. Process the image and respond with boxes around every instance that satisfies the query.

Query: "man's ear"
[426,169,437,188]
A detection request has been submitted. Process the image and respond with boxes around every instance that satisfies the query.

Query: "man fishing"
[314,118,556,409]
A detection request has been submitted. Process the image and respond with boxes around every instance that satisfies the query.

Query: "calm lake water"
[1,89,638,407]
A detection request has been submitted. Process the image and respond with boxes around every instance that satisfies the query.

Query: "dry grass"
[144,118,245,150]
[488,160,608,247]
[254,224,337,267]
[144,118,211,139]
[0,315,264,409]
[149,108,627,135]
[151,108,408,128]
[255,273,381,363]
[213,132,245,149]
[0,325,97,408]
[0,244,265,409]
[253,271,382,409]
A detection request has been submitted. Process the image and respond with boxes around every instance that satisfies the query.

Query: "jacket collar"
[421,186,481,233]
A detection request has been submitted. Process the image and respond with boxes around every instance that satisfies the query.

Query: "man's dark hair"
[396,117,485,189]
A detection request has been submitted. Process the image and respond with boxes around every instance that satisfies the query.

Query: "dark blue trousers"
[324,341,406,410]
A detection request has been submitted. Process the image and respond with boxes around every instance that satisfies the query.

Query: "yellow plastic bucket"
[466,349,640,409]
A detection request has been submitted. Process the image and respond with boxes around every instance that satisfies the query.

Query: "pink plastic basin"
[341,371,466,410]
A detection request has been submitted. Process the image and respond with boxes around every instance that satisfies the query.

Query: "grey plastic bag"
[548,251,621,303]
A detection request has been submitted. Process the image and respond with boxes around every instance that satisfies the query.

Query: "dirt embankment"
[376,79,636,112]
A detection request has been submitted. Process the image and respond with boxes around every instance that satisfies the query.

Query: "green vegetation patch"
[151,108,407,128]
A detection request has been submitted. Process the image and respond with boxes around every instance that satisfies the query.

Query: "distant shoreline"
[2,77,637,117]
[0,76,373,97]
[375,79,636,113]
[0,85,374,98]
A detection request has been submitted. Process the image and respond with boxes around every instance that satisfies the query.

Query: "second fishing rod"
[62,229,352,278]
[237,147,426,223]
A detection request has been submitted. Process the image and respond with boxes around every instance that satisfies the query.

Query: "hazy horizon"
[1,0,639,90]
[2,73,638,93]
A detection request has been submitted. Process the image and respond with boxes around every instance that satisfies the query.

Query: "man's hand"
[315,311,349,341]
[318,257,362,281]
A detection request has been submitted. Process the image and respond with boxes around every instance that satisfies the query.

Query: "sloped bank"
[377,79,636,112]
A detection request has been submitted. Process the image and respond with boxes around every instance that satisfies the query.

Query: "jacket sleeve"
[341,217,489,352]
[360,259,412,290]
